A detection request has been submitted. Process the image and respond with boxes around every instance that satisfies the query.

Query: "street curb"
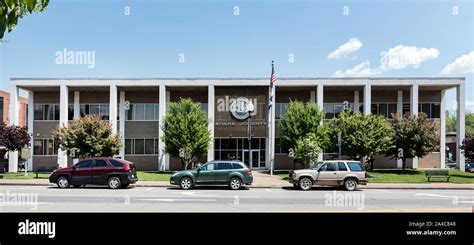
[0,182,473,190]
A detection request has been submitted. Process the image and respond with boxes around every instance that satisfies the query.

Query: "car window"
[310,162,323,169]
[110,160,125,167]
[347,162,365,171]
[217,162,233,170]
[201,163,215,171]
[232,163,244,169]
[337,162,348,171]
[94,160,108,167]
[320,162,336,171]
[76,160,93,168]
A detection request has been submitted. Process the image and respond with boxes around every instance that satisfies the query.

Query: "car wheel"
[108,177,122,189]
[229,177,242,190]
[298,177,312,191]
[179,177,193,190]
[56,176,70,188]
[344,178,358,191]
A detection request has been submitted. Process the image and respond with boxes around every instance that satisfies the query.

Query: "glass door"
[242,150,260,169]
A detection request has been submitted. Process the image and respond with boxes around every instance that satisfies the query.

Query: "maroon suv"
[49,157,138,189]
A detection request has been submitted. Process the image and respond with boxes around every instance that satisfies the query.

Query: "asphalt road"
[0,185,472,212]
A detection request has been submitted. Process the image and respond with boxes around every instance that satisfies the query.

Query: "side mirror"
[72,165,76,170]
[197,168,201,172]
[317,168,322,172]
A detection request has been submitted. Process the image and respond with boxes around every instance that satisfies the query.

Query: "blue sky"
[0,0,473,112]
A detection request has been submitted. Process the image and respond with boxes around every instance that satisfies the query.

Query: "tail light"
[245,169,252,173]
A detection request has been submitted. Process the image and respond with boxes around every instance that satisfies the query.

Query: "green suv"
[170,161,253,190]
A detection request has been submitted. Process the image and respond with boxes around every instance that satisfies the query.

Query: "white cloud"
[327,38,363,59]
[331,44,440,77]
[332,61,381,77]
[440,51,474,75]
[379,45,439,71]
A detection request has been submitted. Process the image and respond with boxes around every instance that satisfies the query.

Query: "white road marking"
[136,198,216,202]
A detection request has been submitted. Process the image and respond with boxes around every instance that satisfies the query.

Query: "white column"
[440,89,446,169]
[353,90,360,113]
[119,91,126,159]
[456,84,465,171]
[73,91,80,119]
[109,85,118,134]
[158,85,168,171]
[27,90,34,171]
[207,85,215,162]
[397,90,403,115]
[410,84,419,168]
[397,90,403,168]
[363,84,371,115]
[57,85,69,168]
[8,85,19,172]
[317,85,324,162]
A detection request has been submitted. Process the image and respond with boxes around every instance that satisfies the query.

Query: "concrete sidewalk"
[1,172,473,189]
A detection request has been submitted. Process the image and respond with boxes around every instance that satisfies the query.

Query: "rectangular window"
[46,139,55,155]
[68,105,74,120]
[145,139,155,154]
[125,139,133,155]
[154,104,160,120]
[34,139,44,155]
[431,103,440,118]
[135,104,145,120]
[89,104,100,116]
[54,104,60,120]
[388,103,397,118]
[100,104,109,120]
[145,104,155,120]
[44,104,54,120]
[34,105,43,120]
[422,103,431,117]
[134,139,145,154]
[154,139,159,154]
[379,103,388,118]
[127,104,134,120]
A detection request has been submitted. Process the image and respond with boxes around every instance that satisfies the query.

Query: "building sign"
[216,96,257,119]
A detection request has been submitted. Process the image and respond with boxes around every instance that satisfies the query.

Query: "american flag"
[269,61,276,108]
[270,61,277,87]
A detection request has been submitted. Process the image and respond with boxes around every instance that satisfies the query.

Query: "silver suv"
[289,160,368,191]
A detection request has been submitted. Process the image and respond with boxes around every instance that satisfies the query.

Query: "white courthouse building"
[7,77,466,172]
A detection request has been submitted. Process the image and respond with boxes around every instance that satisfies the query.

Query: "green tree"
[446,111,456,133]
[162,98,211,170]
[279,101,329,168]
[446,111,474,136]
[386,113,440,171]
[329,111,392,171]
[1,0,49,41]
[53,115,122,158]
[293,133,322,169]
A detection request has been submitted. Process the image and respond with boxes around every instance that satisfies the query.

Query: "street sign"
[179,148,185,158]
[21,148,30,159]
